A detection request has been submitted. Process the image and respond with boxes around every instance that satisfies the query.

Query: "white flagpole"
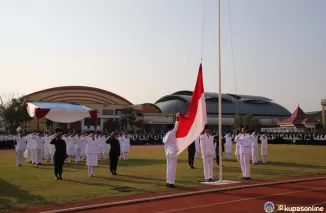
[218,0,223,182]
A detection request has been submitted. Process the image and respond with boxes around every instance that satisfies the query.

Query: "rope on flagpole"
[200,0,207,63]
[228,0,240,129]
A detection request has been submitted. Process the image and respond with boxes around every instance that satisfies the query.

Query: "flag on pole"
[176,64,207,155]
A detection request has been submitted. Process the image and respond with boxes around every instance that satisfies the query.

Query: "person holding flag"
[163,112,180,188]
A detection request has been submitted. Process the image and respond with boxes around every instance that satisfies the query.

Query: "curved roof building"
[155,90,291,117]
[24,86,133,105]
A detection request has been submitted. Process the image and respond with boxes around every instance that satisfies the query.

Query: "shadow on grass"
[0,179,53,211]
[64,179,152,193]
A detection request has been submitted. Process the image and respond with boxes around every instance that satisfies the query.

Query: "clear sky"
[0,0,325,112]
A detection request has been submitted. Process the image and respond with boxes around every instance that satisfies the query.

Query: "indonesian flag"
[176,64,207,155]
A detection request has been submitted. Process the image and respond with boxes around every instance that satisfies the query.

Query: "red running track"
[76,179,326,213]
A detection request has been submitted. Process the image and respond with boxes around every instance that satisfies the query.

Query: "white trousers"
[36,149,42,164]
[166,154,177,184]
[31,149,36,163]
[202,155,214,180]
[262,155,267,163]
[226,153,231,160]
[16,149,25,165]
[26,149,32,162]
[251,147,258,163]
[75,148,81,162]
[88,166,94,175]
[240,153,250,178]
[236,154,240,162]
[122,152,128,160]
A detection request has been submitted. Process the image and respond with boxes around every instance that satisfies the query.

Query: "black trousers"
[188,151,195,167]
[54,158,64,177]
[215,153,219,166]
[110,155,119,174]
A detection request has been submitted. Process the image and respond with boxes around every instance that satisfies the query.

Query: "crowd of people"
[2,121,326,185]
[0,132,166,149]
[1,131,326,150]
[9,131,129,179]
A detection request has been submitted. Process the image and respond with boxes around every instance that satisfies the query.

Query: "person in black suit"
[106,132,120,175]
[214,133,225,167]
[50,129,68,180]
[187,141,196,169]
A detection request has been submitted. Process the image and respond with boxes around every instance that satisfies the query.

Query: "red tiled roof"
[279,106,318,125]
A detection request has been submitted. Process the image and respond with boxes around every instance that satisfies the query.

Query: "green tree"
[0,96,32,133]
[232,114,261,131]
[119,108,144,132]
[232,114,243,130]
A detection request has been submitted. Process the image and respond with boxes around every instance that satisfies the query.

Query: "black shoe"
[113,173,117,175]
[209,178,214,182]
[166,183,170,187]
[245,177,251,180]
[18,164,21,166]
[191,166,196,169]
[205,179,210,182]
[169,184,176,188]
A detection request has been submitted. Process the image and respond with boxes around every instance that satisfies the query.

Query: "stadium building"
[22,86,291,133]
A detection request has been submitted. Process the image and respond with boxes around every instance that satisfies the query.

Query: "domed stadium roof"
[154,90,291,117]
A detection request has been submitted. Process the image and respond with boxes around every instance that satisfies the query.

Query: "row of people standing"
[12,132,131,166]
[48,130,121,179]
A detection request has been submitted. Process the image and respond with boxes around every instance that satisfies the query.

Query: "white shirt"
[235,133,252,154]
[85,138,99,155]
[251,132,258,148]
[14,136,27,150]
[260,135,268,149]
[199,133,215,157]
[224,133,232,146]
[162,121,179,156]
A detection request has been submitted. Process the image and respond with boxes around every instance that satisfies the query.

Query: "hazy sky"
[0,0,325,112]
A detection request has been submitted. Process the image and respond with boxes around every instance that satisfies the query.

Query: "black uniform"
[106,137,121,175]
[214,135,225,167]
[187,141,196,168]
[50,137,67,179]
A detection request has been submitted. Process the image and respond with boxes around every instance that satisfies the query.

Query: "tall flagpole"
[218,0,223,182]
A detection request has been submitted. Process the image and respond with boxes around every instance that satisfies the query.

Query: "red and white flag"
[176,64,207,155]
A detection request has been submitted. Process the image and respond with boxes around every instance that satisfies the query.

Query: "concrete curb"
[39,176,326,213]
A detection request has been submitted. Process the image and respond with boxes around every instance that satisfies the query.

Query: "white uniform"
[34,135,44,164]
[234,133,241,162]
[200,133,215,181]
[43,135,51,162]
[260,135,268,163]
[251,132,258,164]
[118,136,123,159]
[194,136,200,158]
[85,138,99,176]
[74,136,82,163]
[163,121,179,185]
[224,133,232,160]
[81,136,87,160]
[66,136,75,162]
[25,135,35,163]
[121,136,130,160]
[14,135,27,166]
[235,133,252,178]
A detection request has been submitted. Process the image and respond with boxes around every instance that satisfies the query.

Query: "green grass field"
[0,144,326,211]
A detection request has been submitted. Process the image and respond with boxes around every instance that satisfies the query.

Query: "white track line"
[155,187,326,213]
[39,177,326,213]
